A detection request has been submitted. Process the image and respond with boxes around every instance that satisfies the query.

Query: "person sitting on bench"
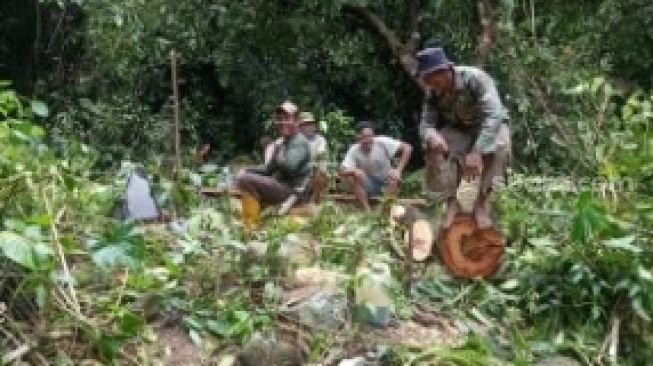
[236,101,311,228]
[299,111,328,203]
[339,121,412,211]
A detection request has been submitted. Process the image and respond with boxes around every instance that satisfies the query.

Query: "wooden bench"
[200,187,427,207]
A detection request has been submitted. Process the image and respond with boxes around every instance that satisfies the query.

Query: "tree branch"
[476,0,497,67]
[342,4,417,78]
[406,0,423,53]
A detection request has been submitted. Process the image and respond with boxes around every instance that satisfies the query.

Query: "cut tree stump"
[391,207,505,278]
[390,205,436,262]
[438,214,505,278]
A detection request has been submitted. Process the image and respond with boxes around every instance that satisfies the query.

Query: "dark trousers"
[237,172,293,206]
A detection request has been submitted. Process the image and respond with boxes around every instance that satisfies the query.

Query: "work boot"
[240,193,261,230]
[473,194,493,229]
[443,198,461,229]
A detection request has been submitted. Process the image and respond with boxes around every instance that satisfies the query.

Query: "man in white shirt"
[340,121,412,211]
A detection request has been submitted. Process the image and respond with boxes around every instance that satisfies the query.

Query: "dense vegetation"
[1,0,652,364]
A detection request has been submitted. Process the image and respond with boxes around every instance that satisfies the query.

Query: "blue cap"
[415,47,453,78]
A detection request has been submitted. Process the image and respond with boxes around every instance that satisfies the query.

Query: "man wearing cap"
[299,111,329,204]
[299,111,328,166]
[236,101,311,227]
[340,121,412,211]
[415,47,511,229]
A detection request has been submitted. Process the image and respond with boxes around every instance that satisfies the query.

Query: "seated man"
[237,101,311,227]
[195,143,211,166]
[339,121,412,211]
[299,111,328,203]
[299,111,328,166]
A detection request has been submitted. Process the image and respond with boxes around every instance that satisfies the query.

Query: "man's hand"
[272,143,284,160]
[427,131,448,153]
[464,151,483,181]
[387,168,402,182]
[352,168,366,181]
[340,167,367,182]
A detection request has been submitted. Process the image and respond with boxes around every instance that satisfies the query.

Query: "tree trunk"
[344,1,498,72]
[475,0,498,67]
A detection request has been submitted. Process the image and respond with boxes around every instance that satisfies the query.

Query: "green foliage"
[410,335,495,365]
[87,222,147,270]
[182,295,273,345]
[399,168,425,196]
[95,309,146,361]
[571,191,610,244]
[417,169,653,363]
[321,109,356,164]
[0,220,54,272]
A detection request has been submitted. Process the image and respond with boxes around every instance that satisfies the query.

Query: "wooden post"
[170,50,181,175]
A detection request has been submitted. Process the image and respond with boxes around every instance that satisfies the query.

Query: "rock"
[338,356,368,366]
[246,240,268,259]
[283,290,347,331]
[281,266,349,331]
[246,234,318,268]
[278,233,318,266]
[238,334,304,366]
[290,266,344,290]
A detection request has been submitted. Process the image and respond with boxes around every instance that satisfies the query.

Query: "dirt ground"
[155,326,202,366]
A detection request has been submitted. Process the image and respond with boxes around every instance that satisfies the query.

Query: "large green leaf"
[91,245,135,269]
[571,192,609,244]
[96,334,127,361]
[0,231,35,269]
[118,311,145,337]
[87,222,146,270]
[30,100,49,118]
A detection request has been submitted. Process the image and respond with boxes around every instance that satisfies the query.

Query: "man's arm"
[419,92,448,152]
[386,141,412,181]
[248,142,280,175]
[470,70,508,154]
[419,91,439,144]
[247,163,272,176]
[394,142,413,173]
[339,146,362,178]
[309,136,328,168]
[315,136,328,160]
